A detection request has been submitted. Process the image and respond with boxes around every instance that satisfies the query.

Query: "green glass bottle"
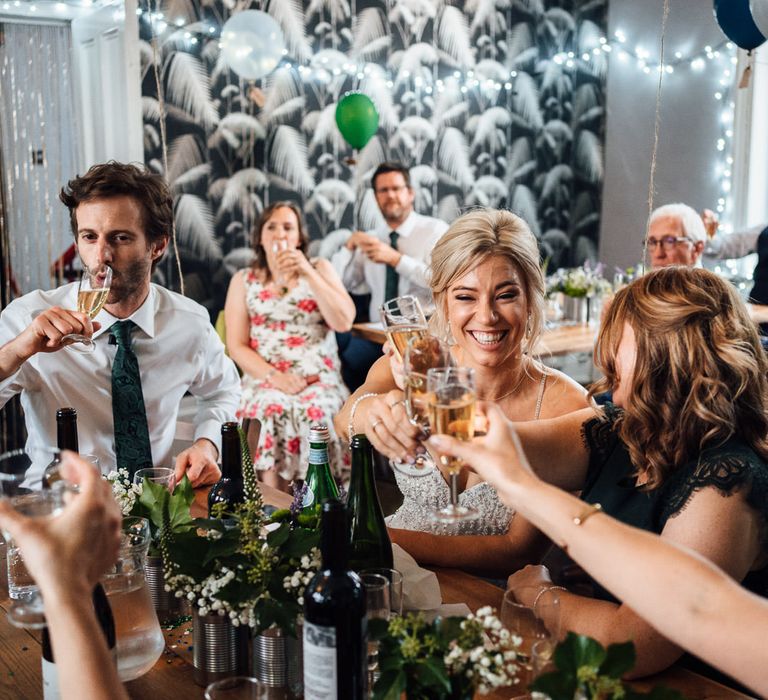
[302,425,339,514]
[347,434,393,572]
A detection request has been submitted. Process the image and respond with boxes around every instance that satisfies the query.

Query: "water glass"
[205,677,269,699]
[133,467,175,492]
[380,295,428,361]
[360,568,403,617]
[361,572,390,691]
[4,486,67,628]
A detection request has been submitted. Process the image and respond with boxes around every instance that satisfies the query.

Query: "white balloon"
[220,10,286,81]
[752,0,768,38]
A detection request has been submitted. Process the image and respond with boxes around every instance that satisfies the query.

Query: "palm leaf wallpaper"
[140,0,607,313]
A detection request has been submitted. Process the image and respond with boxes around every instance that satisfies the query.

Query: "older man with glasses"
[644,203,708,269]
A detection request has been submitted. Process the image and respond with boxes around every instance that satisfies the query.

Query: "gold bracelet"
[573,502,602,526]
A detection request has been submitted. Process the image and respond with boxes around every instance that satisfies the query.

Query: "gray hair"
[648,203,707,244]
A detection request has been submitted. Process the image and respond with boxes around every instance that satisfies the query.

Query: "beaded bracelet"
[533,584,567,610]
[348,392,380,442]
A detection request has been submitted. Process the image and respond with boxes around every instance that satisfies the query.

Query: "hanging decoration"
[220,10,286,81]
[713,0,766,51]
[334,93,379,150]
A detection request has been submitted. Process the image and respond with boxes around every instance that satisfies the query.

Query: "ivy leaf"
[413,656,451,693]
[266,521,291,547]
[138,478,170,527]
[531,669,578,700]
[553,632,606,675]
[168,475,196,530]
[372,669,406,700]
[599,640,636,678]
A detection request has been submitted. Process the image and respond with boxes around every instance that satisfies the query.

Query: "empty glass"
[133,467,175,492]
[380,295,428,362]
[361,572,390,693]
[205,677,269,700]
[360,567,403,617]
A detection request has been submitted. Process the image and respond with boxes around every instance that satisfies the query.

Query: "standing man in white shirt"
[0,161,240,487]
[335,162,448,389]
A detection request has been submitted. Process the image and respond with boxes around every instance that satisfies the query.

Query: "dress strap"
[534,372,548,420]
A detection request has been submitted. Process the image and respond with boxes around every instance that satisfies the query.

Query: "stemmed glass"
[393,335,453,478]
[63,263,112,352]
[426,367,478,523]
[361,572,390,694]
[380,295,428,362]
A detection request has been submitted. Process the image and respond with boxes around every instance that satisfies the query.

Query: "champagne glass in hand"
[380,295,428,362]
[426,367,479,523]
[63,264,112,352]
[394,335,453,478]
[272,239,290,287]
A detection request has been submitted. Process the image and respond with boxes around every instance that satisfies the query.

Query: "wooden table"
[354,303,768,359]
[0,483,755,699]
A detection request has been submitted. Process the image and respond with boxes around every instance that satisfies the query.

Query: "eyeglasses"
[643,235,692,251]
[374,185,408,195]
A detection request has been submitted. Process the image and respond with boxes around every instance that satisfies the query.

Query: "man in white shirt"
[341,163,449,321]
[0,162,240,487]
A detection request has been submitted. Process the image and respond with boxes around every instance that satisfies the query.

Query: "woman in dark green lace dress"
[431,266,768,686]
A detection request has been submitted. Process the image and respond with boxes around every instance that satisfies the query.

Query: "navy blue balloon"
[714,0,766,51]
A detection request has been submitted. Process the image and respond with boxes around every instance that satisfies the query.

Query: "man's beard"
[107,257,152,305]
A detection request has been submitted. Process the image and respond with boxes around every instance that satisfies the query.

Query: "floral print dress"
[237,269,350,482]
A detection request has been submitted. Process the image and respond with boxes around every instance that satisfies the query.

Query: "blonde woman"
[432,266,768,684]
[334,209,588,572]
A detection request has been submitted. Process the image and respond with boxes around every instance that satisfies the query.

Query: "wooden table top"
[0,482,755,699]
[354,303,768,359]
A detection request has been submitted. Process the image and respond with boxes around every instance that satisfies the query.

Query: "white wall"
[599,0,736,269]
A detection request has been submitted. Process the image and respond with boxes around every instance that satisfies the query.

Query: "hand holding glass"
[63,264,112,352]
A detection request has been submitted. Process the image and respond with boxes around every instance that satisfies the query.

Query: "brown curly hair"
[251,201,309,281]
[590,266,768,488]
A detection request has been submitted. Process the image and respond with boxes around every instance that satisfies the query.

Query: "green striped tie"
[111,320,153,477]
[384,230,400,302]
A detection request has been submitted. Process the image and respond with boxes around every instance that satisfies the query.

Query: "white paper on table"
[393,543,442,611]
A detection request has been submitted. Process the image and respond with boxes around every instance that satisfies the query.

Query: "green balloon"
[335,93,379,150]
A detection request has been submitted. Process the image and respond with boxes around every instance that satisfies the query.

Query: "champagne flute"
[393,335,453,478]
[272,239,290,288]
[63,264,113,352]
[380,295,428,362]
[426,367,479,523]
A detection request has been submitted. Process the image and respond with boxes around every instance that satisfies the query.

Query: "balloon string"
[643,0,670,269]
[148,0,184,296]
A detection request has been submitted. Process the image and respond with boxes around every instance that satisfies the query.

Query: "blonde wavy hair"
[429,209,545,355]
[591,266,768,488]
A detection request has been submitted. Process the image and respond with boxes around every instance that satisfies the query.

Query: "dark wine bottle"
[42,583,116,699]
[302,425,339,514]
[303,500,367,699]
[347,434,393,572]
[42,407,79,489]
[208,422,245,517]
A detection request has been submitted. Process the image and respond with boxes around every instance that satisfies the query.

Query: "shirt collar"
[378,210,418,238]
[92,285,157,340]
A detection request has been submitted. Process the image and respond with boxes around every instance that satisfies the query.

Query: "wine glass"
[63,264,113,352]
[361,572,390,694]
[426,367,479,523]
[393,335,453,478]
[380,295,428,362]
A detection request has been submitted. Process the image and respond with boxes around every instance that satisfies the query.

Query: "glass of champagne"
[426,367,478,523]
[63,263,113,352]
[394,335,453,478]
[380,295,428,362]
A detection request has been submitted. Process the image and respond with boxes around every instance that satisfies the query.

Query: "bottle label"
[308,446,329,465]
[303,621,337,699]
[302,486,315,508]
[42,657,59,700]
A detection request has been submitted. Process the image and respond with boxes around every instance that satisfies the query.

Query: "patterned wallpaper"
[140,0,607,314]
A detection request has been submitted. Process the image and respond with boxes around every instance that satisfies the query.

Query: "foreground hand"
[16,307,100,358]
[427,402,537,500]
[174,439,221,487]
[0,453,121,602]
[270,371,308,395]
[365,390,421,463]
[507,565,554,608]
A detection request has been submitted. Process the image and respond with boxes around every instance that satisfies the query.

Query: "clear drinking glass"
[272,238,290,287]
[426,367,478,523]
[205,677,269,700]
[360,567,403,617]
[361,572,390,694]
[380,295,428,362]
[63,264,113,352]
[133,467,175,492]
[102,516,165,681]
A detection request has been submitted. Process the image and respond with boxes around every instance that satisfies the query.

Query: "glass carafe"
[102,517,165,681]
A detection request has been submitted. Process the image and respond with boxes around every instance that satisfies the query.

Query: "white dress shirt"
[0,283,241,485]
[340,210,449,321]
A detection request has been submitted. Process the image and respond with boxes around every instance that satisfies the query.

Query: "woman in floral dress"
[224,202,355,491]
